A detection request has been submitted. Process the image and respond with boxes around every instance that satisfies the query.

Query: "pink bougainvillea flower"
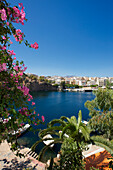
[19,3,23,8]
[37,113,39,116]
[17,86,21,90]
[1,46,6,50]
[32,102,35,106]
[0,63,7,72]
[28,94,33,100]
[18,72,23,76]
[22,86,29,96]
[31,42,39,49]
[10,74,13,77]
[0,8,7,21]
[19,107,29,116]
[13,65,18,71]
[6,22,9,26]
[15,74,18,77]
[28,98,31,101]
[7,7,11,16]
[19,66,22,69]
[14,57,16,60]
[2,36,6,40]
[8,50,16,55]
[14,29,24,42]
[24,66,27,71]
[41,115,45,122]
[7,5,25,25]
[3,46,6,50]
[20,8,25,20]
[13,7,20,17]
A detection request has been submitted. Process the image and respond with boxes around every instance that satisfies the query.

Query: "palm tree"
[60,110,90,143]
[31,110,90,161]
[31,110,113,169]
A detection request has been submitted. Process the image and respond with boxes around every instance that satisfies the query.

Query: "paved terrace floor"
[0,141,112,169]
[0,140,46,170]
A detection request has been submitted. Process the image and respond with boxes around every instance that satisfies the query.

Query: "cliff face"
[24,77,57,91]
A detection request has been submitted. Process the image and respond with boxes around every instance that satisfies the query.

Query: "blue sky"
[8,0,113,77]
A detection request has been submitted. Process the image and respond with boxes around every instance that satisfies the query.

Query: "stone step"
[26,149,39,160]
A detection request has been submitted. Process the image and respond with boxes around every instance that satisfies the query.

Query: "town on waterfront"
[25,73,113,91]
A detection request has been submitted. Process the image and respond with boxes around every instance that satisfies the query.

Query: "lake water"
[18,91,95,159]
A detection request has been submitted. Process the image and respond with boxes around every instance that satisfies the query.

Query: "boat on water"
[10,124,31,136]
[43,134,54,148]
[0,116,31,136]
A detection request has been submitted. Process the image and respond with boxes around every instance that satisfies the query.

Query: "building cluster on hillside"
[26,73,113,87]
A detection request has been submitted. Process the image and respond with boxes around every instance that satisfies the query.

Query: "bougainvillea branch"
[0,0,44,148]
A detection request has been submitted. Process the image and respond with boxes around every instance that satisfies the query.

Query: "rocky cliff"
[24,77,57,91]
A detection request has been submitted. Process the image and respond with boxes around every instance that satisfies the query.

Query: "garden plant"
[0,0,44,154]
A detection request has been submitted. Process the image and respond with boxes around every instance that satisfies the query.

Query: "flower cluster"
[0,8,7,20]
[19,107,29,116]
[7,50,16,56]
[0,3,25,25]
[14,29,24,42]
[8,3,25,25]
[31,42,39,49]
[0,45,6,50]
[0,1,44,143]
[0,63,7,72]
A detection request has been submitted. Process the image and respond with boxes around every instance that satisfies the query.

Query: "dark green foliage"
[51,138,85,170]
[39,76,45,82]
[106,80,113,90]
[53,84,59,88]
[65,83,80,88]
[60,81,65,89]
[85,88,113,139]
[90,85,98,87]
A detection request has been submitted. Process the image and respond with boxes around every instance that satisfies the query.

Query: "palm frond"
[91,136,113,154]
[39,126,63,138]
[38,138,63,161]
[31,139,43,151]
[60,116,68,121]
[60,124,71,139]
[80,126,90,141]
[70,116,77,127]
[48,119,67,127]
[78,110,82,126]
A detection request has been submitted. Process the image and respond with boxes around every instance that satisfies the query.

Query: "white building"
[96,78,108,87]
[87,80,96,86]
